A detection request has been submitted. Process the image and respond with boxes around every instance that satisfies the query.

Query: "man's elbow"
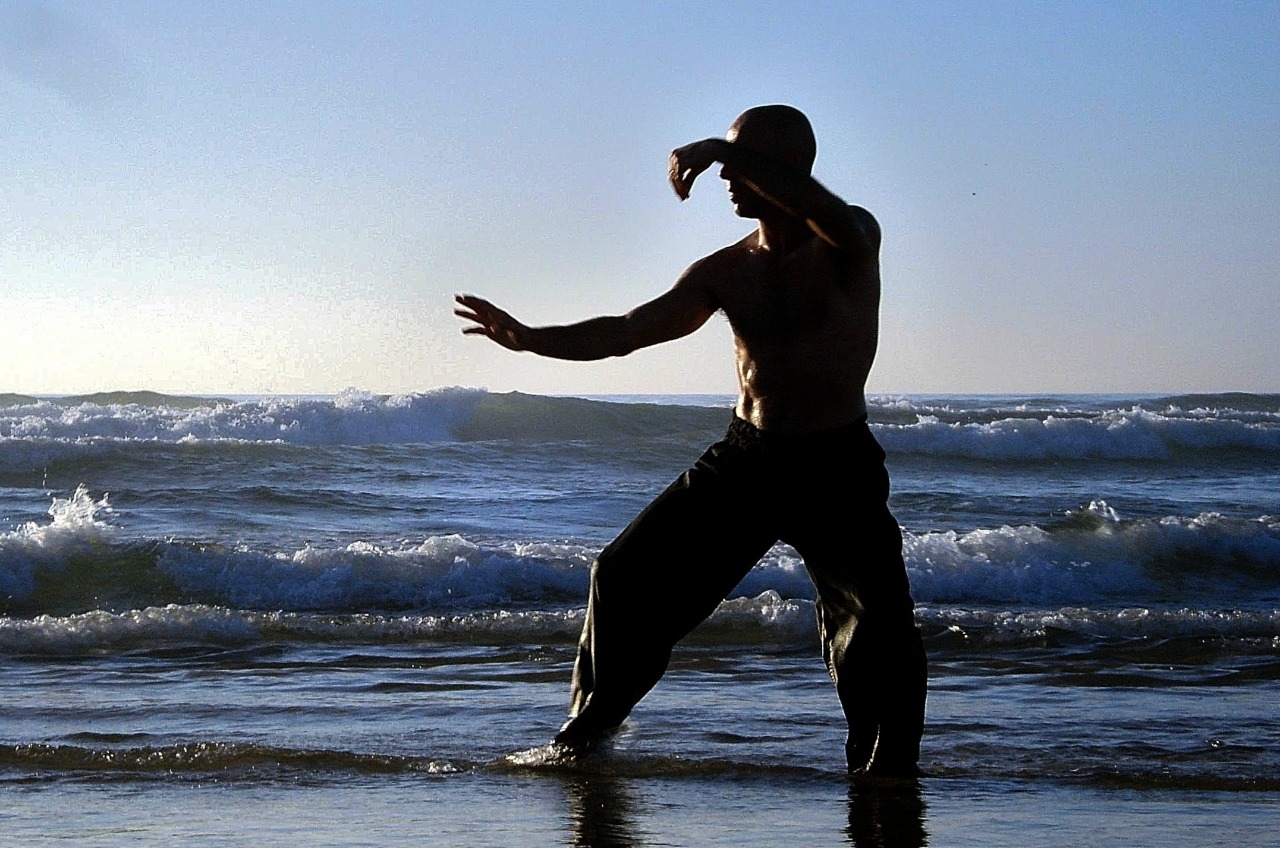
[606,334,642,358]
[609,306,707,357]
[571,316,640,360]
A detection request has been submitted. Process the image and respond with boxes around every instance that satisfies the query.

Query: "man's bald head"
[726,105,817,173]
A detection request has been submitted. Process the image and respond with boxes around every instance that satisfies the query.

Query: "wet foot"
[553,715,624,751]
[504,737,606,768]
[552,722,621,756]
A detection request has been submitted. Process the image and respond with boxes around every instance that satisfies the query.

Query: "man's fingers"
[669,167,693,200]
[669,148,703,200]
[668,156,687,200]
[454,292,524,349]
[668,139,722,202]
[455,293,497,311]
[455,294,509,327]
[455,294,488,311]
[455,299,502,337]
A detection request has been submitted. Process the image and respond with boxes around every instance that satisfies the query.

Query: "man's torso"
[703,227,881,433]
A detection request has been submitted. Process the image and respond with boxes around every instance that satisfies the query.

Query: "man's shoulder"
[848,203,880,230]
[713,232,761,260]
[679,234,757,279]
[846,204,882,248]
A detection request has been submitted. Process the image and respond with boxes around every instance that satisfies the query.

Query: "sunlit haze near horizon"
[3,1,1277,396]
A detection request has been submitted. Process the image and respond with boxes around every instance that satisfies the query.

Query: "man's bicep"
[621,266,719,351]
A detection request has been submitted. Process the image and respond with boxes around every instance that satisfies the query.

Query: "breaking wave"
[3,490,1277,655]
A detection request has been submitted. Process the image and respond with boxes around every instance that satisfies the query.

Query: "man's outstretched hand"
[668,139,727,201]
[454,294,529,351]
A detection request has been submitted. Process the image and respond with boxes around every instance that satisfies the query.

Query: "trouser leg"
[557,440,775,744]
[784,434,926,773]
[849,611,927,770]
[805,509,926,773]
[560,558,672,738]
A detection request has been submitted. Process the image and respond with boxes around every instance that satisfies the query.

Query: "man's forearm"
[521,315,635,361]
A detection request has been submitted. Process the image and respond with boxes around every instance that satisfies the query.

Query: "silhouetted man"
[456,105,926,776]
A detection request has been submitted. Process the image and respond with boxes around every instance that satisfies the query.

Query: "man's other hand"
[668,139,725,201]
[454,294,529,351]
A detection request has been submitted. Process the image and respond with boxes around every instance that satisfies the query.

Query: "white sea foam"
[157,535,594,611]
[0,598,805,655]
[3,595,1276,656]
[701,590,815,643]
[904,504,1280,605]
[0,387,486,448]
[875,407,1280,460]
[153,538,820,614]
[0,604,260,653]
[916,605,1280,644]
[0,602,590,653]
[2,488,1277,653]
[5,492,1278,618]
[0,485,115,602]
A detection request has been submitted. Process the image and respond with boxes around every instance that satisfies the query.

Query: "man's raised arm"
[669,138,879,259]
[454,266,718,361]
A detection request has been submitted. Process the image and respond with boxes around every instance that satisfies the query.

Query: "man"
[454,105,926,776]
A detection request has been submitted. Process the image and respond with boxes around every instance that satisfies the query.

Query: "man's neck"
[754,216,812,256]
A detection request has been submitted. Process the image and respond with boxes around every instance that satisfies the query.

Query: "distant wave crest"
[0,388,485,448]
[2,392,1277,462]
[875,402,1280,461]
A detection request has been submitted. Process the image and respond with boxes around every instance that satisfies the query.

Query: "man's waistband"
[725,414,873,452]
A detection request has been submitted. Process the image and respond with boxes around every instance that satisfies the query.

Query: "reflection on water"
[557,771,929,847]
[846,780,928,847]
[564,774,643,848]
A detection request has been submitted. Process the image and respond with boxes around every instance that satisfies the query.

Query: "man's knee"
[589,550,625,593]
[586,552,646,621]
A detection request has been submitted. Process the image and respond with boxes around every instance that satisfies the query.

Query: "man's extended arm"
[669,139,878,258]
[454,264,718,360]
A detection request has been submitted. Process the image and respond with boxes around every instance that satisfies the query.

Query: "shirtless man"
[455,105,926,776]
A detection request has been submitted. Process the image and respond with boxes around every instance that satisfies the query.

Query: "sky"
[2,0,1277,396]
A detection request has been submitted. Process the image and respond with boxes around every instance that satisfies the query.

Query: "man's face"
[720,164,768,219]
[721,117,791,220]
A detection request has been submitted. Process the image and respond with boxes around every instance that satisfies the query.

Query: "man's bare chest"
[717,250,864,343]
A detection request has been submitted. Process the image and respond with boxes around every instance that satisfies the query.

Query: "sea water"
[1,390,1277,846]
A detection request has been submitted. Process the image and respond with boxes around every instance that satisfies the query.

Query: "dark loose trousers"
[556,416,927,771]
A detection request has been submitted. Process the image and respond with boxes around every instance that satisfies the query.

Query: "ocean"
[2,389,1277,846]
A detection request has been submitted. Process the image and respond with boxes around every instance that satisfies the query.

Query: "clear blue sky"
[3,0,1277,395]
